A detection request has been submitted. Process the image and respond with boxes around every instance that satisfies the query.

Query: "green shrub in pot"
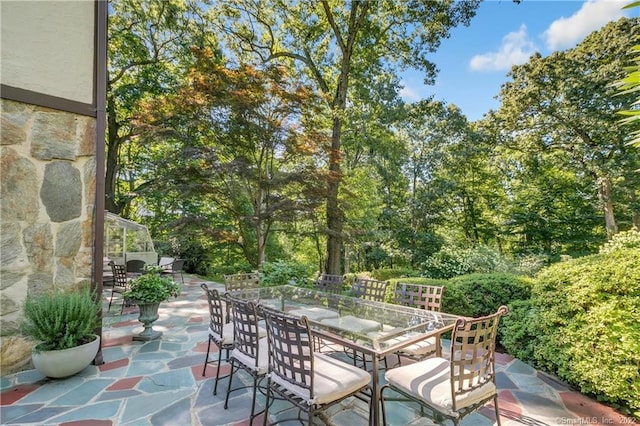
[123,273,181,304]
[21,285,101,352]
[21,285,102,378]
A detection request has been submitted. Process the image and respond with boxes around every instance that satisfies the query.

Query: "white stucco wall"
[1,0,95,104]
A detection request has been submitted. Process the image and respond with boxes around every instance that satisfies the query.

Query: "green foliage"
[500,299,539,362]
[21,286,101,351]
[532,247,640,416]
[513,254,549,277]
[443,273,533,318]
[261,260,314,287]
[369,268,421,281]
[495,17,640,240]
[123,274,181,304]
[599,228,640,254]
[421,245,513,279]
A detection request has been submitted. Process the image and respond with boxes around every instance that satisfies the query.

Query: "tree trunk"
[598,176,618,238]
[630,191,640,230]
[325,117,343,274]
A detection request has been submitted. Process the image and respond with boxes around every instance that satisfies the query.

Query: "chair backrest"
[449,305,508,410]
[261,306,315,399]
[227,294,261,367]
[352,277,388,302]
[395,283,444,312]
[201,284,225,340]
[126,259,146,274]
[111,263,129,288]
[314,274,344,294]
[158,256,175,271]
[224,272,260,292]
[171,259,185,272]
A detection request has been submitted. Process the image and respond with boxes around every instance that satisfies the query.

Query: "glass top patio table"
[227,284,460,426]
[228,284,459,354]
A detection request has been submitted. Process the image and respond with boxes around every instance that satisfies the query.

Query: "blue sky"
[400,0,637,121]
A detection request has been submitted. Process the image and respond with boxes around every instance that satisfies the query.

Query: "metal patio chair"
[394,283,445,364]
[260,306,372,426]
[201,283,234,395]
[381,306,508,426]
[108,263,130,314]
[224,294,268,425]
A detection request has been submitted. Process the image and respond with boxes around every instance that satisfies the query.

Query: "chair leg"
[213,345,224,395]
[494,394,502,426]
[249,374,258,424]
[262,379,271,426]
[202,336,212,376]
[380,385,387,426]
[224,359,236,408]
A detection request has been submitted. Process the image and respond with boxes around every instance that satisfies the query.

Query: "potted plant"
[21,285,101,378]
[123,272,181,341]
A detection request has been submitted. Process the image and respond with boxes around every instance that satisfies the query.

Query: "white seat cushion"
[384,357,496,416]
[289,307,340,321]
[397,335,436,357]
[270,352,370,405]
[158,257,175,271]
[320,315,381,334]
[231,337,269,375]
[209,321,235,345]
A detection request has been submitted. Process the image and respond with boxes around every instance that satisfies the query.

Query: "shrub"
[21,286,101,351]
[123,273,181,304]
[532,247,640,416]
[369,268,421,281]
[443,273,533,318]
[599,228,640,254]
[261,260,314,287]
[421,245,513,279]
[500,299,539,362]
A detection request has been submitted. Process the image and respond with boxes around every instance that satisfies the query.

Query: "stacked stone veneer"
[0,98,97,374]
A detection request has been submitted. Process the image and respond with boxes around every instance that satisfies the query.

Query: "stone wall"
[0,98,96,374]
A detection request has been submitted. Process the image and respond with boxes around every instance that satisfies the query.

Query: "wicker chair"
[201,284,234,395]
[108,263,130,314]
[224,294,268,425]
[313,273,344,294]
[381,306,509,426]
[352,277,389,302]
[260,306,372,426]
[394,283,445,364]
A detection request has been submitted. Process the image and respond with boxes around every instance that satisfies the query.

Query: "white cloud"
[399,83,422,102]
[543,0,627,50]
[469,24,537,72]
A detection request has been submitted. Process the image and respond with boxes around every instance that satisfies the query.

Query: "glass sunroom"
[104,212,158,266]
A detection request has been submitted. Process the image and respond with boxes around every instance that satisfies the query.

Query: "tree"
[214,0,481,274]
[494,17,640,238]
[107,0,215,214]
[137,51,324,270]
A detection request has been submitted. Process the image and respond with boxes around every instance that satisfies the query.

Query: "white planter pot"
[31,335,100,378]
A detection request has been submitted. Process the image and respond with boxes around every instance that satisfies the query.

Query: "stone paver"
[1,275,637,426]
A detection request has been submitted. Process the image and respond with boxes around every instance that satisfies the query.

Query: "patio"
[0,274,634,426]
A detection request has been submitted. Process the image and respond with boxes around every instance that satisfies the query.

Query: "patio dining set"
[201,272,508,426]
